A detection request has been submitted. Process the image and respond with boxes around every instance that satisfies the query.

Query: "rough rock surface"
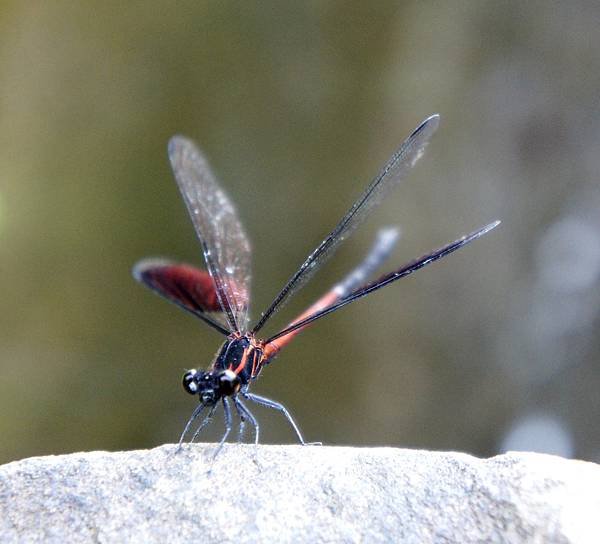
[0,444,599,543]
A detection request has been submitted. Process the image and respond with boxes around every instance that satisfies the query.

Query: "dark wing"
[265,221,500,343]
[261,227,400,361]
[252,114,440,334]
[133,259,231,336]
[169,136,251,332]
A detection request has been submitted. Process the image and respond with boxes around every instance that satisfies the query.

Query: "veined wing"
[266,221,500,343]
[252,114,440,333]
[132,259,232,336]
[169,136,251,332]
[261,227,400,361]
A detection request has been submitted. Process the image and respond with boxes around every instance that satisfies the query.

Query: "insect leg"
[177,402,206,449]
[244,392,319,445]
[190,403,218,443]
[237,413,246,443]
[234,396,259,446]
[212,397,233,459]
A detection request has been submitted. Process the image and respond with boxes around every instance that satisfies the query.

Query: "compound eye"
[182,369,199,395]
[218,369,240,396]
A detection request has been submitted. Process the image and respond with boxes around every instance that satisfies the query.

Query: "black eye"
[218,370,240,396]
[182,369,199,395]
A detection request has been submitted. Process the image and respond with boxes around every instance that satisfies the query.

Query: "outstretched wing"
[265,221,500,343]
[261,227,400,361]
[133,259,232,336]
[252,114,440,334]
[169,136,251,332]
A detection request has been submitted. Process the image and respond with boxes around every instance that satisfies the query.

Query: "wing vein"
[252,114,440,334]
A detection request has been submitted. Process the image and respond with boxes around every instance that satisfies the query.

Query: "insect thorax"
[212,333,261,384]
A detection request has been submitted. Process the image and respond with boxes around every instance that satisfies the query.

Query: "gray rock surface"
[0,444,599,543]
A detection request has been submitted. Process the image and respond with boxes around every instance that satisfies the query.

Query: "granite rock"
[1,445,599,543]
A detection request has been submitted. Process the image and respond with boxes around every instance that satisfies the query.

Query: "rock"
[0,445,599,543]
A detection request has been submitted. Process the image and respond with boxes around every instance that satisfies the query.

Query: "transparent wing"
[266,221,501,343]
[261,227,400,361]
[252,114,440,333]
[169,136,251,332]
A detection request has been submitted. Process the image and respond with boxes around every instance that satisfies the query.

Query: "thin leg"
[212,397,233,460]
[177,402,206,449]
[236,385,250,443]
[234,396,259,446]
[244,392,314,445]
[190,403,218,443]
[237,416,246,443]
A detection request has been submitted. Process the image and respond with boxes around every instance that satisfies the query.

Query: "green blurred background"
[1,2,599,465]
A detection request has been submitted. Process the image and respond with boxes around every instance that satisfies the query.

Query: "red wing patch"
[133,259,223,313]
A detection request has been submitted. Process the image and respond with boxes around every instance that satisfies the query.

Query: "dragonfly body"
[177,227,404,408]
[182,333,261,404]
[133,114,499,451]
[212,333,261,383]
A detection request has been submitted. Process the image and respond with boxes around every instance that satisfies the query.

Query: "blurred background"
[1,2,599,465]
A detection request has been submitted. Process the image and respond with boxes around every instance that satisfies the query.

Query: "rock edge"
[1,445,599,543]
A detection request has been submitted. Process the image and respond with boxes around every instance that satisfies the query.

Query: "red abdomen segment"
[262,291,338,361]
[261,228,399,363]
